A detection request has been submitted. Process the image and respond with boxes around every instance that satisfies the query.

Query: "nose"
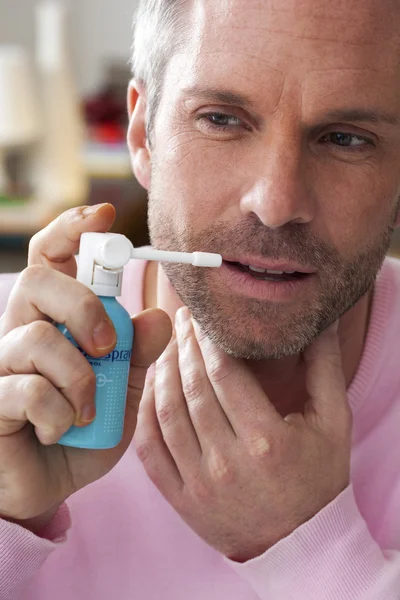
[240,135,316,229]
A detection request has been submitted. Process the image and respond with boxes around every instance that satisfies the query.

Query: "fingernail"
[93,317,116,350]
[75,403,96,426]
[82,203,109,217]
[175,307,190,328]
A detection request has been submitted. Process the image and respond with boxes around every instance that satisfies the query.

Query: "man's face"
[144,0,400,359]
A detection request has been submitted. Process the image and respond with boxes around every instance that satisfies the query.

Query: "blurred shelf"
[83,142,132,178]
[0,197,74,236]
[0,143,134,237]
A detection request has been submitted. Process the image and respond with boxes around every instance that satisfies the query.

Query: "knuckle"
[22,375,54,411]
[182,371,204,403]
[136,439,154,465]
[19,264,47,288]
[243,434,272,458]
[207,357,231,385]
[156,400,180,428]
[25,320,56,347]
[135,439,170,494]
[208,450,234,484]
[60,205,85,224]
[22,376,74,427]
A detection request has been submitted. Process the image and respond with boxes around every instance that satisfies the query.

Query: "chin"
[201,318,316,361]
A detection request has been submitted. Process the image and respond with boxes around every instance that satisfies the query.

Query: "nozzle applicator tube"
[131,248,222,268]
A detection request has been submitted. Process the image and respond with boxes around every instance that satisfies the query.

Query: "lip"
[219,261,316,302]
[222,256,316,274]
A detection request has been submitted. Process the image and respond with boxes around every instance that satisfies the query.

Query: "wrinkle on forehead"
[190,0,400,56]
[178,0,400,97]
[158,0,400,126]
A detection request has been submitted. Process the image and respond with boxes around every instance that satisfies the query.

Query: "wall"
[0,0,138,94]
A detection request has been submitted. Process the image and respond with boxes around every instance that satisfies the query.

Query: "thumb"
[123,308,172,435]
[303,321,350,430]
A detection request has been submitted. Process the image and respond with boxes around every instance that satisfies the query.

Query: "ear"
[127,79,151,190]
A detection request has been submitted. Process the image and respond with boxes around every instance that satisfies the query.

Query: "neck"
[144,261,371,417]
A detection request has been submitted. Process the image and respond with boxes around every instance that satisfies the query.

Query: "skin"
[0,0,397,563]
[0,204,171,533]
[125,0,400,561]
[129,0,400,414]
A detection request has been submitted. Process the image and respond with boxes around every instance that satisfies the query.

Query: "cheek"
[154,132,250,230]
[311,160,397,254]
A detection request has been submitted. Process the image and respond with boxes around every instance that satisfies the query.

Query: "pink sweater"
[0,256,399,599]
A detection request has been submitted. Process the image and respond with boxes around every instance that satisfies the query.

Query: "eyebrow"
[322,108,400,126]
[182,87,400,127]
[182,86,254,110]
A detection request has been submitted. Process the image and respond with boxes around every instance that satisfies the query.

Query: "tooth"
[266,270,284,275]
[248,265,267,273]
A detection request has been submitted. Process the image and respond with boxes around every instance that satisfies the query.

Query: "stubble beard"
[147,185,396,360]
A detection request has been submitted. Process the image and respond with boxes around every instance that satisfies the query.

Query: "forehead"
[163,0,400,114]
[191,0,400,62]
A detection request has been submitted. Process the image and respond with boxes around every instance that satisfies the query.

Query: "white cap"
[77,232,133,297]
[76,232,223,297]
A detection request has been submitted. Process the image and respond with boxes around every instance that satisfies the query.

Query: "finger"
[175,307,234,451]
[134,367,183,498]
[154,328,203,481]
[0,266,116,358]
[0,321,97,427]
[303,321,351,431]
[0,374,76,445]
[28,203,116,277]
[120,309,173,451]
[191,311,286,447]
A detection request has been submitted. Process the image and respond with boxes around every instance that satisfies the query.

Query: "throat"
[251,359,309,416]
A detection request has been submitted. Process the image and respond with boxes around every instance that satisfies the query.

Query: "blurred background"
[0,0,149,273]
[0,0,399,276]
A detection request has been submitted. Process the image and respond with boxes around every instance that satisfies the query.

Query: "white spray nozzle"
[130,248,222,268]
[77,232,222,298]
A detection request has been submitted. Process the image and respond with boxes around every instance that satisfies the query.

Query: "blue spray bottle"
[57,232,222,450]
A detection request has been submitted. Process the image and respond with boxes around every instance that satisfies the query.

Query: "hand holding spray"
[56,232,222,450]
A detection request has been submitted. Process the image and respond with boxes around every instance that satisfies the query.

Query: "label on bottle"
[57,324,133,444]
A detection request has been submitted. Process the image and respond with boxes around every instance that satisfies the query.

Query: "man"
[0,0,399,597]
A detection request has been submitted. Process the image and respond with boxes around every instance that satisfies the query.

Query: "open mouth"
[224,261,311,282]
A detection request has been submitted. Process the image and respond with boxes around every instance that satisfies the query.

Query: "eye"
[197,112,251,132]
[321,132,372,149]
[206,113,242,127]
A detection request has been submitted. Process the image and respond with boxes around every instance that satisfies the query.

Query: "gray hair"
[131,0,190,142]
